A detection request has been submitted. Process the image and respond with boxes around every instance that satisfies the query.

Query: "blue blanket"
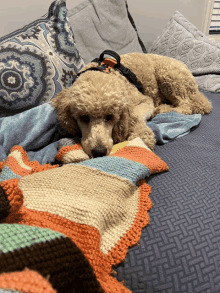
[147,111,201,144]
[0,103,201,164]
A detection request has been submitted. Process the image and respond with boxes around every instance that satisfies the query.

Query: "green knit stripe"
[0,224,64,253]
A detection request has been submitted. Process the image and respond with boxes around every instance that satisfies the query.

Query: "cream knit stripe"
[8,150,32,171]
[19,164,139,254]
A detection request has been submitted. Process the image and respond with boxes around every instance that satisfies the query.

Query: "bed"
[0,1,220,292]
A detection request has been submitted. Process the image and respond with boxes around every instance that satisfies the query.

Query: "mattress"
[115,90,220,293]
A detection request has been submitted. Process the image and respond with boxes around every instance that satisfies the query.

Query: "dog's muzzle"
[91,146,107,158]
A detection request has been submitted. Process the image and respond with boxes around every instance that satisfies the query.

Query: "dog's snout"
[91,146,107,158]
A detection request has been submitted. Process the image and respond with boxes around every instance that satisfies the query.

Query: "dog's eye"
[80,115,90,123]
[105,114,113,122]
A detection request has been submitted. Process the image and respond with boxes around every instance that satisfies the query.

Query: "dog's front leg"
[128,120,156,151]
[133,99,155,122]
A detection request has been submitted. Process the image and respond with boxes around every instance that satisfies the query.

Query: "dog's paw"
[56,145,90,164]
[128,132,156,152]
[153,104,174,116]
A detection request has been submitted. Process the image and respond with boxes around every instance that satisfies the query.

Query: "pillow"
[148,11,220,93]
[67,0,146,65]
[0,0,85,118]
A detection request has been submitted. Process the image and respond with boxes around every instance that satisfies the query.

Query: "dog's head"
[52,71,137,158]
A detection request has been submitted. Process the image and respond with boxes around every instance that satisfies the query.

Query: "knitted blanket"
[0,138,169,293]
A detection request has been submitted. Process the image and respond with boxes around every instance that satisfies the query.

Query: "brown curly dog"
[52,52,212,158]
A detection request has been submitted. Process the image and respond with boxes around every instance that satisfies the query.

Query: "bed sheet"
[115,90,220,293]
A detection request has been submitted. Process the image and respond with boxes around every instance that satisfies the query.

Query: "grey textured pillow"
[148,11,220,93]
[0,0,85,118]
[67,0,144,65]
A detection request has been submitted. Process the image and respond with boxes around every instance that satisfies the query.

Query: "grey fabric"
[67,0,144,65]
[147,111,201,144]
[148,11,220,93]
[115,90,220,292]
[0,101,201,165]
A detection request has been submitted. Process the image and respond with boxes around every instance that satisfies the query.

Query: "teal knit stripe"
[0,224,65,253]
[77,156,151,185]
[0,166,22,183]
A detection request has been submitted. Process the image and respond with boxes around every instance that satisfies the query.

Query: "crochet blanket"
[0,137,169,293]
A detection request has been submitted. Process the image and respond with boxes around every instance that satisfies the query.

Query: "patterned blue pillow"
[0,0,85,118]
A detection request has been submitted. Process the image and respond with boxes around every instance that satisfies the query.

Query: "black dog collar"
[71,50,145,95]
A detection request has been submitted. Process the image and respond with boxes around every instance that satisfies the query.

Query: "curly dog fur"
[52,52,212,158]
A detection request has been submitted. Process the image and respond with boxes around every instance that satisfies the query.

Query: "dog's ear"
[51,89,80,135]
[112,107,138,144]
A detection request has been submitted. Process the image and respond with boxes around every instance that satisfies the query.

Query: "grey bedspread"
[115,90,220,293]
[0,102,201,164]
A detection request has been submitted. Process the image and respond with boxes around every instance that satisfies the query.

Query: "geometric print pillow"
[0,0,85,118]
[148,11,220,93]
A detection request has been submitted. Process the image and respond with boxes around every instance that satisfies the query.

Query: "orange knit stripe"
[10,145,41,170]
[5,207,132,293]
[1,146,58,176]
[3,156,37,177]
[103,180,152,267]
[55,144,82,161]
[113,146,169,173]
[0,268,56,293]
[99,274,131,293]
[0,179,23,214]
[0,161,3,171]
[31,163,59,173]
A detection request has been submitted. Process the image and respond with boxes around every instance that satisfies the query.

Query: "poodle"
[52,52,212,159]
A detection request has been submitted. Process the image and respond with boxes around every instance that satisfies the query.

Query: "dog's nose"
[91,146,107,158]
